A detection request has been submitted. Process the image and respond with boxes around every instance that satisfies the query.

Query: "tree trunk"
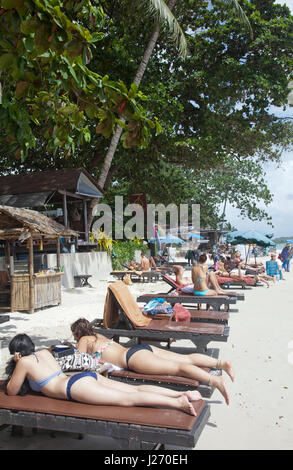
[97,0,177,190]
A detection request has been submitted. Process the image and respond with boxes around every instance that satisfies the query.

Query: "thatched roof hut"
[0,168,102,243]
[0,206,77,314]
[0,205,77,240]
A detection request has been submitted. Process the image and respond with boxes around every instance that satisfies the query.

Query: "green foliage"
[111,239,148,270]
[1,0,293,229]
[0,0,159,160]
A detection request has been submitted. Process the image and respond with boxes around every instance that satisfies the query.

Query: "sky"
[224,0,293,238]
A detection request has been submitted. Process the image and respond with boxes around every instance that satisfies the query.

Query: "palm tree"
[96,0,183,192]
[97,0,252,191]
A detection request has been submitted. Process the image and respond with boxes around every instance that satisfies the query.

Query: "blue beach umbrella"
[226,230,274,243]
[188,233,203,240]
[229,230,276,247]
[149,234,184,245]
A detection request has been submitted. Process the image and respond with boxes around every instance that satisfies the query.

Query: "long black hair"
[5,334,36,395]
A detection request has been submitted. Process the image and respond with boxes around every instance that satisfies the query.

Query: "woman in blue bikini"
[5,334,200,416]
[71,318,234,405]
[189,253,228,296]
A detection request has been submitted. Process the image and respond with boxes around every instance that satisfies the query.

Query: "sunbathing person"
[71,318,234,405]
[5,334,203,416]
[190,254,230,296]
[173,265,192,286]
[222,258,272,288]
[230,262,274,287]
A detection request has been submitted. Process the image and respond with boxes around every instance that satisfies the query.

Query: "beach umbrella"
[148,234,184,245]
[229,230,276,247]
[188,233,203,240]
[229,230,276,264]
[226,230,274,242]
[161,234,185,245]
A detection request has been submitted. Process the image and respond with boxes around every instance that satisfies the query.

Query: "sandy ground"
[0,257,293,450]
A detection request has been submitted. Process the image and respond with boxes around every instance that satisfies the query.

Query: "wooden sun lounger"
[216,274,257,289]
[137,292,237,312]
[111,270,161,282]
[161,274,245,301]
[0,381,210,450]
[92,282,230,352]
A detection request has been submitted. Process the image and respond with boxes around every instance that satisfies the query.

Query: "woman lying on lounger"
[220,258,272,288]
[5,333,203,416]
[71,318,234,405]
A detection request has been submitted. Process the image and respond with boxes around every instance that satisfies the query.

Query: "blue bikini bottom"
[66,371,98,401]
[193,290,209,296]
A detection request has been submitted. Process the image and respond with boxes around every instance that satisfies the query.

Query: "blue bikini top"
[28,353,63,392]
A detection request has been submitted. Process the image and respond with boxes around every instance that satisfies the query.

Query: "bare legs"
[127,348,234,405]
[207,271,230,295]
[67,375,198,416]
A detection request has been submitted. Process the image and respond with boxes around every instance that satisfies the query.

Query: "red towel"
[173,303,191,322]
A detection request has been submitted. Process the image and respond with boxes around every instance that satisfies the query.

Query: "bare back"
[191,264,208,291]
[18,350,68,399]
[78,335,127,368]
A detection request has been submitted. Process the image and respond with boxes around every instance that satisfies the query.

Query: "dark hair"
[198,254,207,264]
[71,318,95,341]
[5,334,35,396]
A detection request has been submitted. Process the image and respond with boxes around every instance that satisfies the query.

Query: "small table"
[74,275,92,287]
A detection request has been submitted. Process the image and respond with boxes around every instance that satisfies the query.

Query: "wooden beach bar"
[0,205,77,314]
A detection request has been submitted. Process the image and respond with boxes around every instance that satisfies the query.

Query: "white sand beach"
[0,259,293,450]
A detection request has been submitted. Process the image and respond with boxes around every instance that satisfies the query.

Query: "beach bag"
[142,299,173,315]
[172,303,191,322]
[56,352,105,372]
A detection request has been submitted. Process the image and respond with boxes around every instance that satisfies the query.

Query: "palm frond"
[224,0,254,39]
[142,0,188,58]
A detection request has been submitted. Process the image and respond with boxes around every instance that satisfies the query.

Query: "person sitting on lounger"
[173,265,192,286]
[189,254,229,296]
[5,333,201,416]
[138,253,150,271]
[71,318,234,405]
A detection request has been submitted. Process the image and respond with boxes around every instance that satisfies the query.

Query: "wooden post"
[56,238,61,271]
[83,199,88,242]
[28,236,34,314]
[5,241,10,271]
[63,192,68,227]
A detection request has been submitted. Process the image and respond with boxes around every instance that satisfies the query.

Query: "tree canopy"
[1,0,293,228]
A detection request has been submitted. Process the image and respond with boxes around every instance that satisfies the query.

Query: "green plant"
[111,239,148,270]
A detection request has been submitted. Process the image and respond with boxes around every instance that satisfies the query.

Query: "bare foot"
[179,395,197,416]
[216,290,227,296]
[184,390,202,402]
[211,376,230,405]
[221,360,235,382]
